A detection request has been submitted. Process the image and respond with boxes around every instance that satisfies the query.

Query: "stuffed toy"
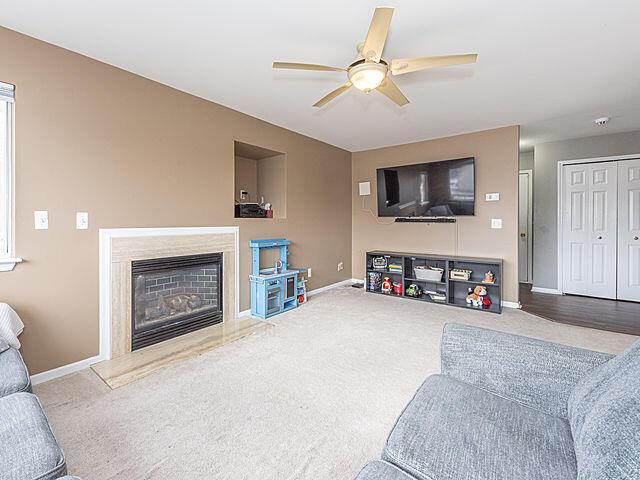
[466,285,488,307]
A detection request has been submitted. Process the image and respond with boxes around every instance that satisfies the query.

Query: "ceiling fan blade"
[391,54,478,75]
[361,7,394,62]
[376,77,409,106]
[313,82,352,108]
[273,62,345,72]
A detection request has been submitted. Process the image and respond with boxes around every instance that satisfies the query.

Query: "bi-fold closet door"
[617,159,640,301]
[561,158,640,301]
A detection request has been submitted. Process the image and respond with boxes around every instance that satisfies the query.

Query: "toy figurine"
[381,277,392,294]
[466,285,488,307]
[405,283,422,298]
[483,271,495,284]
[482,295,492,308]
[392,282,402,295]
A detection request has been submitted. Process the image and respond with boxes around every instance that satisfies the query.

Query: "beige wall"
[351,126,520,303]
[257,154,286,218]
[0,27,352,374]
[234,156,258,202]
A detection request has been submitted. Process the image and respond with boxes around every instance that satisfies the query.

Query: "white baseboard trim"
[501,301,522,309]
[307,278,355,297]
[30,354,105,386]
[531,286,563,295]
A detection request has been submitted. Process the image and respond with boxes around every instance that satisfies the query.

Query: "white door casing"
[617,158,640,301]
[561,162,617,299]
[518,171,533,283]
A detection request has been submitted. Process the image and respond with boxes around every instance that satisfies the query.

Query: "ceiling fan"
[273,7,477,107]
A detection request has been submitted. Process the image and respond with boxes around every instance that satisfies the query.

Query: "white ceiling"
[2,0,640,151]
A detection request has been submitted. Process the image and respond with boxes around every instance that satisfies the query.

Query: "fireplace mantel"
[99,227,240,362]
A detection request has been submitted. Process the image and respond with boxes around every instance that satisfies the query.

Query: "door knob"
[635,236,639,241]
[520,233,526,237]
[596,236,602,240]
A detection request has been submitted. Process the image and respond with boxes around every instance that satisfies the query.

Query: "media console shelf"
[366,250,503,314]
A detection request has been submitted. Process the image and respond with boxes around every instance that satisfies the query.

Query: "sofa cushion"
[383,375,576,480]
[355,460,417,480]
[568,340,640,480]
[0,346,32,397]
[0,393,67,480]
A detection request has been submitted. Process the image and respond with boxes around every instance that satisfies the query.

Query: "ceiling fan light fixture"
[348,63,387,93]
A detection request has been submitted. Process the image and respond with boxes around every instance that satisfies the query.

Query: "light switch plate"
[358,181,371,196]
[34,211,49,230]
[485,193,500,201]
[491,218,503,229]
[76,212,89,230]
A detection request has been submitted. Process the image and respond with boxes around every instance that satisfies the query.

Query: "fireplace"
[131,253,223,350]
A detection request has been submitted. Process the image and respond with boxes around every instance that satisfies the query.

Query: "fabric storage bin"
[414,266,443,282]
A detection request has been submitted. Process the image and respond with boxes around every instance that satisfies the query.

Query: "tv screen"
[376,157,475,217]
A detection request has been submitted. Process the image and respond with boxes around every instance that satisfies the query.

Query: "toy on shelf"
[249,238,308,319]
[368,272,382,291]
[450,268,473,280]
[466,285,489,308]
[381,277,392,294]
[372,257,388,270]
[392,282,402,295]
[483,271,496,284]
[405,283,422,298]
[388,262,403,273]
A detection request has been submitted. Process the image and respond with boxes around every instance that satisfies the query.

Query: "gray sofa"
[356,323,640,480]
[0,339,74,480]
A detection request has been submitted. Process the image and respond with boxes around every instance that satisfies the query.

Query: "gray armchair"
[0,341,73,480]
[356,323,640,480]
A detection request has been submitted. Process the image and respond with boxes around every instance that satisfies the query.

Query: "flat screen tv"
[376,157,475,217]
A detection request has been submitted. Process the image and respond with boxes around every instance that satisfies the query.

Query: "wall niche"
[234,141,286,219]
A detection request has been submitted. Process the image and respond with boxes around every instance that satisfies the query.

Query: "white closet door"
[617,158,640,301]
[587,162,617,298]
[562,164,590,295]
[562,162,617,298]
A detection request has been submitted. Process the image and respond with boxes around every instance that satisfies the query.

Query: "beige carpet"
[35,286,637,480]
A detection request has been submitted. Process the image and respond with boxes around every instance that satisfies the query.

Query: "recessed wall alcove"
[234,141,287,219]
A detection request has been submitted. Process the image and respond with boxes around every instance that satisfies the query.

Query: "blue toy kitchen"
[249,238,307,319]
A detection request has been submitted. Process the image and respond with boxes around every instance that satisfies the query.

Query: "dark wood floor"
[519,283,640,336]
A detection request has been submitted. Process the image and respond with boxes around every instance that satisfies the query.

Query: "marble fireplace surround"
[99,227,240,361]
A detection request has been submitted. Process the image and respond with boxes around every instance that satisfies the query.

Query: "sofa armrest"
[440,323,613,418]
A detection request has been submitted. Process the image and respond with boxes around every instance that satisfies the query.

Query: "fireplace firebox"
[131,253,223,350]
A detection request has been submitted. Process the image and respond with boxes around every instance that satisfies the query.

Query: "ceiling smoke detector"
[594,117,611,126]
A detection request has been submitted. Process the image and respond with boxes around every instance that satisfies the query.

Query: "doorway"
[518,170,533,283]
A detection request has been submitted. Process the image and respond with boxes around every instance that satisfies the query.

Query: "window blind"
[0,82,14,102]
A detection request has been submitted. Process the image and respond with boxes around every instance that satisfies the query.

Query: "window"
[0,81,16,270]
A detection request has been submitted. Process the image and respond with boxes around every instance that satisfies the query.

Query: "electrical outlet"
[491,218,503,229]
[34,211,48,230]
[240,190,248,200]
[307,268,312,278]
[76,212,89,230]
[337,261,344,271]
